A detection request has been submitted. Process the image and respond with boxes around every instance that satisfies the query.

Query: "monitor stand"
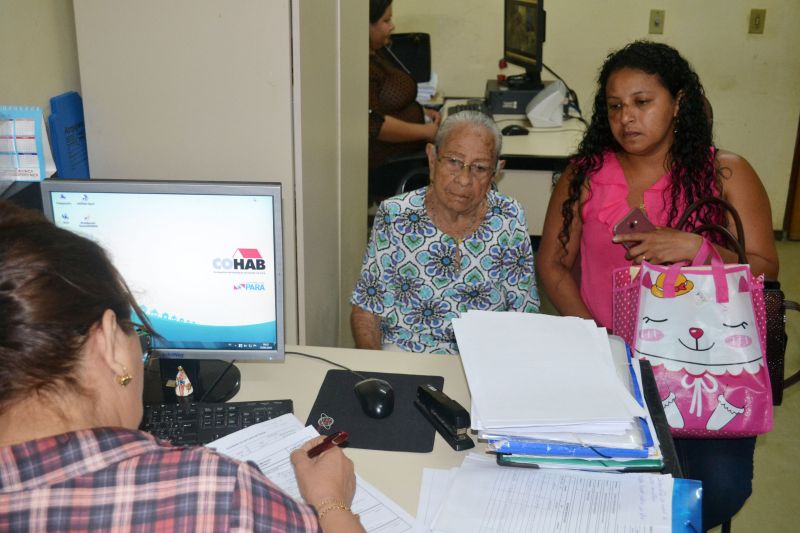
[506,71,544,91]
[142,359,241,404]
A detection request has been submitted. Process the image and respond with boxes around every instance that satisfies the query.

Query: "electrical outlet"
[649,10,665,34]
[749,9,766,34]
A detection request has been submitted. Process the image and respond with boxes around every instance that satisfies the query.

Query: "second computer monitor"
[504,0,546,90]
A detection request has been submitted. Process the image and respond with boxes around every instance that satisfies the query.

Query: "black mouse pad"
[305,370,444,453]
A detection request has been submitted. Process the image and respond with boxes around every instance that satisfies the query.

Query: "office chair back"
[395,166,430,195]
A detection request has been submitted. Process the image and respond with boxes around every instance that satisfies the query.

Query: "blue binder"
[48,91,90,179]
[673,478,703,532]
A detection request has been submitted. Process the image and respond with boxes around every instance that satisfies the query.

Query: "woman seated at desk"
[0,202,364,533]
[352,111,540,354]
[369,0,441,199]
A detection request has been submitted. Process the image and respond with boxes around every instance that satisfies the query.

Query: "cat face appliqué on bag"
[613,245,773,438]
[636,271,763,373]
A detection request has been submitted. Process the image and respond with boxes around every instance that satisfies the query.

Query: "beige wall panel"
[293,0,341,346]
[338,2,369,347]
[0,0,81,112]
[73,0,300,343]
[294,0,368,347]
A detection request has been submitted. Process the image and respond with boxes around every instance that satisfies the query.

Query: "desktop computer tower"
[485,79,543,115]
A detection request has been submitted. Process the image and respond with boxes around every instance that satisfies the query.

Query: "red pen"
[307,431,349,458]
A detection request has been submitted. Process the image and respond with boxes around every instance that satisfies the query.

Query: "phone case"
[613,208,656,249]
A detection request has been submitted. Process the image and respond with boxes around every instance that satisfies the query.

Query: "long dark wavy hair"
[559,41,725,251]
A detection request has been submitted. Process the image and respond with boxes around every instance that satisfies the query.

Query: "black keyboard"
[448,101,491,117]
[140,399,293,446]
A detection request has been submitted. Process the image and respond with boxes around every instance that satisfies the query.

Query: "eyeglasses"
[437,155,496,181]
[135,325,156,365]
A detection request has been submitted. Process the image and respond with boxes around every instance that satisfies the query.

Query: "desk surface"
[232,344,678,517]
[235,345,470,514]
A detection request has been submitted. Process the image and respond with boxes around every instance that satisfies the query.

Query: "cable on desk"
[286,350,367,380]
[542,63,587,125]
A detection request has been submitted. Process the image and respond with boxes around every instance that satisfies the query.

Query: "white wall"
[0,0,80,113]
[394,0,800,229]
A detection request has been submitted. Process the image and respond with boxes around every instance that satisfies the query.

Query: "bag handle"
[661,238,730,302]
[676,197,747,264]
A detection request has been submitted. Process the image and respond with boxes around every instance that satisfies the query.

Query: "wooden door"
[785,114,800,239]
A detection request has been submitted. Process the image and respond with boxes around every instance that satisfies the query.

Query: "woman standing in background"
[369,0,441,199]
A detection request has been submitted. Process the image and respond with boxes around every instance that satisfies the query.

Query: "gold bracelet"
[316,499,359,521]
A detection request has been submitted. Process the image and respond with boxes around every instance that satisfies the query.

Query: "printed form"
[429,455,672,533]
[209,414,426,533]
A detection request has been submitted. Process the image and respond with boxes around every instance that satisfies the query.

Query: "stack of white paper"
[452,311,661,467]
[416,72,438,103]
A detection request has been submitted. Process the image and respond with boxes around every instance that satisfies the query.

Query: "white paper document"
[416,468,458,529]
[428,455,672,533]
[452,312,645,428]
[209,414,426,533]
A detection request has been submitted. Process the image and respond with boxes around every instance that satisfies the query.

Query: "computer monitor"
[40,179,285,402]
[503,0,546,90]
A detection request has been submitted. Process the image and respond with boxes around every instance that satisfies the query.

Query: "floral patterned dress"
[352,187,540,354]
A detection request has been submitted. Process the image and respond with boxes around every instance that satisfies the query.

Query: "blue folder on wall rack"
[48,91,90,179]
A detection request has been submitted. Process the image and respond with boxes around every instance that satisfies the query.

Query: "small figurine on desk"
[175,366,193,397]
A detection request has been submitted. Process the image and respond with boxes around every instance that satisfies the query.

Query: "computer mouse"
[353,378,395,419]
[501,124,529,136]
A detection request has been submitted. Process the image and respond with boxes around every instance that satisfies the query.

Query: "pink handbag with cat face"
[613,241,773,438]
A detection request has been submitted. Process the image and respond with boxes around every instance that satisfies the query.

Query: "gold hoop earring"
[116,367,132,387]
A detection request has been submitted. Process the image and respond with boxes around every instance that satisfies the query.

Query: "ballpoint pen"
[307,431,349,458]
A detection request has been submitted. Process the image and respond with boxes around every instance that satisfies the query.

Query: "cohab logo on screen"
[213,248,267,271]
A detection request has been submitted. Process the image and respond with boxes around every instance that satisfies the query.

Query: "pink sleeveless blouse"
[579,151,672,328]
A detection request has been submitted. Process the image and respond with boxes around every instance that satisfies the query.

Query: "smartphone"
[613,208,656,249]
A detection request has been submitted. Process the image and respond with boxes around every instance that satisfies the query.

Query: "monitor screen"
[40,180,284,362]
[504,0,545,89]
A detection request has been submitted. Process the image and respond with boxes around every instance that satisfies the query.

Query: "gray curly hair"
[433,110,503,163]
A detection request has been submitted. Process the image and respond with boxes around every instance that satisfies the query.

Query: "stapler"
[414,383,474,451]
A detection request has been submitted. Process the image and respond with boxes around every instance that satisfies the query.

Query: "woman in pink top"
[537,41,778,530]
[538,41,777,328]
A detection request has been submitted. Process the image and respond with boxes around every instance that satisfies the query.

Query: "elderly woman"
[0,203,363,533]
[352,111,540,354]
